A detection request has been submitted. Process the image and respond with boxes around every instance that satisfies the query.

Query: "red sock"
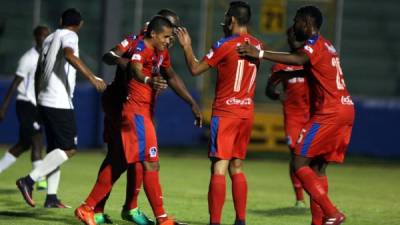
[290,170,304,201]
[85,163,123,208]
[296,167,337,217]
[310,176,328,225]
[143,171,166,219]
[94,193,110,213]
[208,174,226,224]
[231,173,247,221]
[124,163,143,210]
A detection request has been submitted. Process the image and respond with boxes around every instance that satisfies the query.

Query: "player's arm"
[176,27,210,76]
[161,66,203,127]
[127,61,168,91]
[63,47,106,92]
[102,47,130,70]
[265,73,282,100]
[0,76,23,121]
[237,41,309,66]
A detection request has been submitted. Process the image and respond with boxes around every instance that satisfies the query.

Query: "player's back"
[204,34,262,118]
[300,35,354,124]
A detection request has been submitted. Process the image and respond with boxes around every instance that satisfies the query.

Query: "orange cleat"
[75,204,96,225]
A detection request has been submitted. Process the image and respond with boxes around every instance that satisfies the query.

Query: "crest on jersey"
[149,147,158,158]
[206,49,214,59]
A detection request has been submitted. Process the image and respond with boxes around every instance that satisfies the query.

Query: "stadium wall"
[0,80,399,158]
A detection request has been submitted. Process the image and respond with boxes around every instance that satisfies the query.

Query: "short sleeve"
[15,51,34,79]
[202,41,230,67]
[131,50,146,64]
[116,33,137,52]
[61,32,79,50]
[299,43,322,65]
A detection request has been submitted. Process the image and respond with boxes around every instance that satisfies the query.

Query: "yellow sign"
[260,0,287,34]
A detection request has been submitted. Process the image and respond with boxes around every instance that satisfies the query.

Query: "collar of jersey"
[213,34,239,49]
[307,34,319,45]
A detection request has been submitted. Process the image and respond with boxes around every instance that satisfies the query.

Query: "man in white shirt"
[16,8,106,208]
[0,26,50,190]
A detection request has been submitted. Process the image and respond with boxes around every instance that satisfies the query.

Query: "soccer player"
[176,2,261,225]
[83,9,182,225]
[75,16,201,225]
[16,8,106,208]
[0,26,49,190]
[266,27,308,208]
[237,5,354,225]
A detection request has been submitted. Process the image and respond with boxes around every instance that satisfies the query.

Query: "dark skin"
[0,27,50,161]
[128,26,203,171]
[34,21,107,158]
[237,15,328,176]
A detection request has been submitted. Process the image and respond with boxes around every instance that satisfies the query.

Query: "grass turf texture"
[0,148,399,225]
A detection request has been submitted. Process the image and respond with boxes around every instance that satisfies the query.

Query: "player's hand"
[237,41,260,58]
[265,84,280,100]
[175,27,192,48]
[92,76,107,93]
[191,104,203,128]
[150,76,168,91]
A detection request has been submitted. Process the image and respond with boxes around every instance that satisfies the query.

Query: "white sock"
[32,160,46,181]
[0,152,17,173]
[47,168,61,195]
[29,149,68,181]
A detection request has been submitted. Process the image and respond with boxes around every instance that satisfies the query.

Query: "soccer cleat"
[44,198,71,208]
[323,212,346,225]
[294,200,307,208]
[121,208,155,225]
[16,177,35,207]
[94,213,113,224]
[36,180,48,191]
[233,219,245,225]
[75,204,96,225]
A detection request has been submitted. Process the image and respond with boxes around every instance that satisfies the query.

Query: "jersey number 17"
[234,59,257,93]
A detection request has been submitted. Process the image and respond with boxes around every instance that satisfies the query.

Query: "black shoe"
[16,177,35,207]
[234,219,245,225]
[44,198,71,208]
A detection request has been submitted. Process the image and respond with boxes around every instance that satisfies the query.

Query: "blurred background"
[0,0,399,158]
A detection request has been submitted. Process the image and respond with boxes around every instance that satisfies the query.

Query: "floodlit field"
[0,148,399,225]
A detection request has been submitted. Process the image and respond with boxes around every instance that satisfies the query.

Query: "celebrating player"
[75,15,202,225]
[176,2,261,225]
[0,26,49,191]
[237,5,354,225]
[16,8,106,208]
[266,27,308,208]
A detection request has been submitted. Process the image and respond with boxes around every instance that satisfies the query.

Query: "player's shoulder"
[212,35,240,49]
[303,35,337,55]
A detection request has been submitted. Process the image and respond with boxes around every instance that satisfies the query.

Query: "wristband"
[144,76,150,84]
[258,50,264,59]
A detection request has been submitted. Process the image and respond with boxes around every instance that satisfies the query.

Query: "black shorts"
[38,105,77,152]
[16,100,42,144]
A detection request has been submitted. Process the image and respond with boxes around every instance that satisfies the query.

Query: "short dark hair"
[61,8,82,26]
[296,5,323,29]
[145,15,173,38]
[157,8,180,27]
[227,1,251,26]
[33,25,49,37]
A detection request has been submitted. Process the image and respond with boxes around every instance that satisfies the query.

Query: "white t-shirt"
[38,29,79,109]
[15,47,39,105]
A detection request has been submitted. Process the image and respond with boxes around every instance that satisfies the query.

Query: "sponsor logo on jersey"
[149,147,158,158]
[341,95,354,105]
[226,97,252,106]
[288,77,305,84]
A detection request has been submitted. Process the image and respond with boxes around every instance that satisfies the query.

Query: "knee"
[229,160,243,175]
[143,162,159,171]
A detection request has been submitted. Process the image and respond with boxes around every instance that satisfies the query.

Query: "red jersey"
[270,63,309,115]
[123,39,171,114]
[203,34,262,118]
[299,35,354,124]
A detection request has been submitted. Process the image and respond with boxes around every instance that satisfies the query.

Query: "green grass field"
[0,147,399,225]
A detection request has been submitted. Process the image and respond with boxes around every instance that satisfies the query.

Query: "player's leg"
[309,158,328,225]
[208,158,229,225]
[229,159,246,225]
[0,142,29,173]
[30,131,47,190]
[16,106,76,207]
[289,152,306,207]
